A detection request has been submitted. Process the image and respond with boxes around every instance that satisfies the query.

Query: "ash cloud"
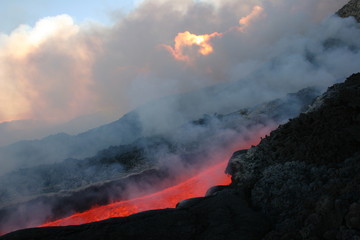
[0,0,359,171]
[0,0,355,123]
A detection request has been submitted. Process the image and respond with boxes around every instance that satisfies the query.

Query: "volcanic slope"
[227,72,360,239]
[0,86,318,234]
[1,77,359,239]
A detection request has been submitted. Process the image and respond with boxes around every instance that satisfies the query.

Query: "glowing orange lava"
[40,161,231,227]
[164,31,222,62]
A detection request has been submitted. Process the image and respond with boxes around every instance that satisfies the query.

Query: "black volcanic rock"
[0,188,271,240]
[337,0,360,22]
[227,73,360,239]
[228,73,360,183]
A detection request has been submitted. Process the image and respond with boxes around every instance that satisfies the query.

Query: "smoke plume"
[0,0,359,171]
[0,0,357,125]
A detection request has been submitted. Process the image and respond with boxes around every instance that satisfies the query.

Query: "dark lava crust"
[227,73,360,239]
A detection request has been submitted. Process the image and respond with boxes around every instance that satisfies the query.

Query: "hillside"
[0,86,319,234]
[1,73,358,240]
[0,75,321,176]
[227,72,360,239]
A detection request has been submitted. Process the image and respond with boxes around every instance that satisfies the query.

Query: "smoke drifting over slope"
[0,0,357,124]
[0,0,359,170]
[0,86,319,233]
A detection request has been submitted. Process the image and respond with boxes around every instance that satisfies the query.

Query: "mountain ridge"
[227,72,360,239]
[337,0,360,22]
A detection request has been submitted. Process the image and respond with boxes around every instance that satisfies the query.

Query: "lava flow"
[40,161,231,227]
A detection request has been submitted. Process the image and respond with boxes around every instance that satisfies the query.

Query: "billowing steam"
[0,0,359,174]
[0,0,357,128]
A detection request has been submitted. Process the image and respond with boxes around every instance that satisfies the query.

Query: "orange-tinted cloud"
[163,31,222,62]
[0,15,97,123]
[0,0,353,127]
[238,5,265,32]
[163,5,266,63]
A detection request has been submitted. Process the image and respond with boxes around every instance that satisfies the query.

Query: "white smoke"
[0,0,355,123]
[0,0,359,169]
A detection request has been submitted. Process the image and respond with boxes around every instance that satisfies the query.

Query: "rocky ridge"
[337,0,360,22]
[227,73,360,239]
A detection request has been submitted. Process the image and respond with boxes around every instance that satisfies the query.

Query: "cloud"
[0,0,358,133]
[238,5,265,30]
[162,31,223,62]
[0,15,99,123]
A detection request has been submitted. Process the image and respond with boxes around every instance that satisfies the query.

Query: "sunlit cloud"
[162,4,266,63]
[163,31,222,62]
[0,0,355,128]
[238,5,265,32]
[0,15,97,123]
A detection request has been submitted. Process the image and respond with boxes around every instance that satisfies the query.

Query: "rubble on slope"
[227,73,360,239]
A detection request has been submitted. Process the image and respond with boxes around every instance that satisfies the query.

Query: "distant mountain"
[0,112,143,175]
[0,113,115,147]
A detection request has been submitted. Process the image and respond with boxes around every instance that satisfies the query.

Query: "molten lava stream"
[40,161,231,227]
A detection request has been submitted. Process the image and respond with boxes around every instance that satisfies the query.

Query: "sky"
[0,0,137,33]
[0,0,359,146]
